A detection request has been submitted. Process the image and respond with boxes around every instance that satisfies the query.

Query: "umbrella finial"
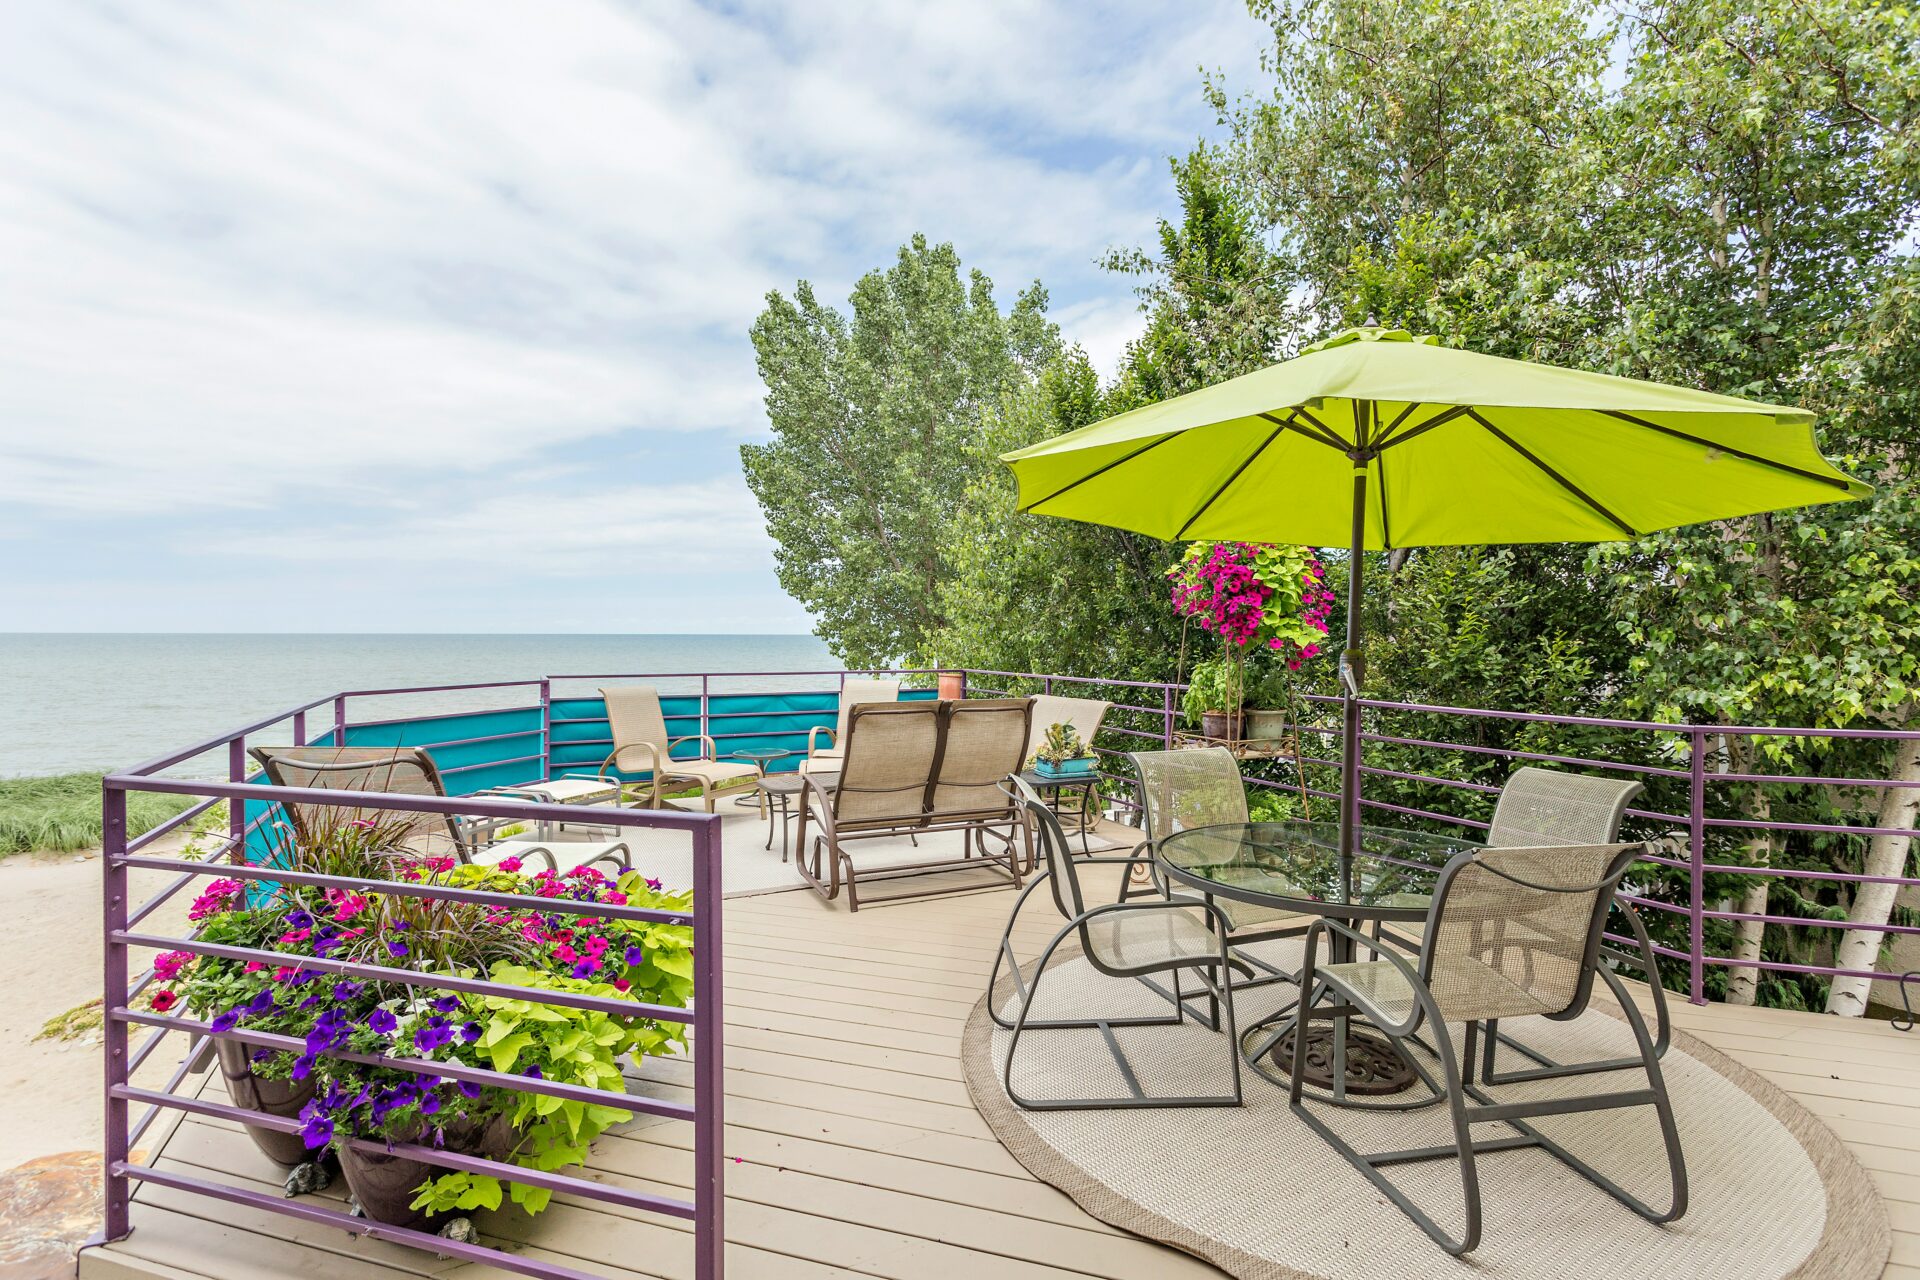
[1302,326,1440,354]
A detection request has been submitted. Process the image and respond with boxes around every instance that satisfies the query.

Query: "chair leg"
[1290,986,1484,1255]
[1002,927,1240,1111]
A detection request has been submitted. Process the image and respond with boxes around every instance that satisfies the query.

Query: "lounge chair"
[988,775,1244,1111]
[800,677,901,775]
[794,698,1032,909]
[249,745,632,873]
[598,686,760,812]
[1289,840,1684,1255]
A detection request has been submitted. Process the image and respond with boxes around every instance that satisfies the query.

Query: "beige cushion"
[661,759,760,785]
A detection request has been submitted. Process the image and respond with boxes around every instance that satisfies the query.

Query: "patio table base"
[1268,1024,1418,1096]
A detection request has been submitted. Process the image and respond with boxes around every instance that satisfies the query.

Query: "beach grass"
[0,772,197,854]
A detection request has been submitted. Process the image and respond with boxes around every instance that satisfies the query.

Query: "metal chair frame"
[1289,843,1687,1256]
[988,782,1247,1112]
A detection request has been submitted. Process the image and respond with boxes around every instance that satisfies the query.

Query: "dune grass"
[0,772,197,854]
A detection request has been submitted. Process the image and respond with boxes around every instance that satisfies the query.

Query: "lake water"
[0,633,837,776]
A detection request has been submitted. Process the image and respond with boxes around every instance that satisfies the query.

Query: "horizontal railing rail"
[97,707,725,1280]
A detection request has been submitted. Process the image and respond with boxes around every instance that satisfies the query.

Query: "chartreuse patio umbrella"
[1000,327,1870,862]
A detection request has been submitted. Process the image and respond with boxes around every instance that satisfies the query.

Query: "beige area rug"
[963,940,1890,1280]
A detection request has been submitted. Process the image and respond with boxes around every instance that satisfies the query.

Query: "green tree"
[927,150,1290,683]
[742,235,1057,666]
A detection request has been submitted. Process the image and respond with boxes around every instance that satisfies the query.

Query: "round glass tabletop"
[728,748,792,764]
[1156,820,1477,920]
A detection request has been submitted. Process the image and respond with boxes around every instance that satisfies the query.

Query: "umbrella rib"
[1375,403,1473,451]
[1176,417,1290,539]
[1381,401,1423,436]
[1468,409,1639,538]
[1259,410,1351,453]
[1598,410,1857,491]
[1016,433,1178,514]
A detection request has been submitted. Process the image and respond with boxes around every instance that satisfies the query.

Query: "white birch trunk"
[1825,733,1920,1017]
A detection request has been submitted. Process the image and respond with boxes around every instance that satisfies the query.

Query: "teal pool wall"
[240,686,939,866]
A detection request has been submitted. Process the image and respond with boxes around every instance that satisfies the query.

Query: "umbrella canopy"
[1000,327,1869,863]
[1002,328,1869,548]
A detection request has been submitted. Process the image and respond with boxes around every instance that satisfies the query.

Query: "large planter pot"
[339,1113,516,1228]
[214,1039,318,1168]
[1198,711,1243,741]
[1242,708,1290,746]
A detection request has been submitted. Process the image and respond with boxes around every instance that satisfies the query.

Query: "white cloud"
[0,0,1265,627]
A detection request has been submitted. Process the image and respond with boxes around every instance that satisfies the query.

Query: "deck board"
[82,882,1920,1280]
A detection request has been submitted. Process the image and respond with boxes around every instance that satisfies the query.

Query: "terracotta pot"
[937,670,966,700]
[338,1113,515,1228]
[1199,711,1244,741]
[214,1039,319,1168]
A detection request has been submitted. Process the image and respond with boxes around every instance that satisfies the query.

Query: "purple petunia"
[246,988,277,1015]
[523,1065,544,1079]
[210,1009,241,1034]
[413,1018,454,1054]
[297,1109,333,1149]
[332,980,362,1000]
[432,995,459,1014]
[460,1021,481,1043]
[624,946,644,967]
[455,1080,483,1100]
[366,1007,398,1036]
[386,940,410,959]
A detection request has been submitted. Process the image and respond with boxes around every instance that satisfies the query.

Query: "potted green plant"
[1030,722,1097,778]
[1180,657,1243,741]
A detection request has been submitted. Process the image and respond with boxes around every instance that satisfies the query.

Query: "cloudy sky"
[0,1,1265,632]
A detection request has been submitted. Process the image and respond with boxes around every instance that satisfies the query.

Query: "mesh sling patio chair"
[1289,841,1686,1256]
[988,775,1246,1111]
[1124,749,1307,1010]
[599,686,760,812]
[800,677,901,776]
[1472,766,1672,1086]
[249,746,634,874]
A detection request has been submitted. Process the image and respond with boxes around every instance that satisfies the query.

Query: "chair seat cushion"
[1317,952,1557,1026]
[663,759,761,785]
[513,778,622,803]
[1085,906,1221,973]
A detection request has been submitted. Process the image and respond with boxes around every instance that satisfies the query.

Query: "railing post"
[691,814,725,1280]
[1162,684,1175,750]
[539,679,552,781]
[228,737,246,866]
[101,781,131,1241]
[293,710,307,747]
[333,695,347,747]
[701,674,711,750]
[1689,726,1708,1005]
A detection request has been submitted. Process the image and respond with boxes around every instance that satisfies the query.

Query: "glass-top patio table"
[1156,820,1480,1104]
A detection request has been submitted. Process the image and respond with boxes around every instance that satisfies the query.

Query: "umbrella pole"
[1339,461,1368,875]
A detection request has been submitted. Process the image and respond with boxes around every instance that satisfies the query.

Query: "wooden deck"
[82,880,1920,1280]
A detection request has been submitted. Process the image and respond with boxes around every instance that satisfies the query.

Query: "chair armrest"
[807,725,836,755]
[1077,896,1234,936]
[666,734,720,762]
[1300,916,1432,1036]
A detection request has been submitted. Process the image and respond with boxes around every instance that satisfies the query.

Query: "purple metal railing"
[960,667,1920,1008]
[95,691,726,1280]
[95,664,1920,1273]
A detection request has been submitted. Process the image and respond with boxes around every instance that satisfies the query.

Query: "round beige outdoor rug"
[963,940,1889,1280]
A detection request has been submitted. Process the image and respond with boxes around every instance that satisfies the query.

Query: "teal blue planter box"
[1033,757,1097,779]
